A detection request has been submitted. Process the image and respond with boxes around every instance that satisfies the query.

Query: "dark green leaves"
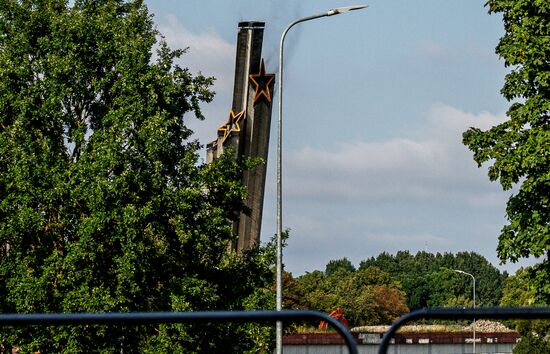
[464,0,550,299]
[0,1,274,352]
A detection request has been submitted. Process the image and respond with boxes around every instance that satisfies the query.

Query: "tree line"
[283,251,507,328]
[283,255,550,354]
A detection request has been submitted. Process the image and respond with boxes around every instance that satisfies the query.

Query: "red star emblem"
[249,59,275,104]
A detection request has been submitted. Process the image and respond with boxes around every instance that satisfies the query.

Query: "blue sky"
[145,0,535,275]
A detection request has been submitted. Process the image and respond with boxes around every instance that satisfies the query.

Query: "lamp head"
[327,4,368,16]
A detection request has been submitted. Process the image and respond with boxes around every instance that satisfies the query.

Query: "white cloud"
[428,102,505,133]
[157,15,234,91]
[364,232,454,250]
[155,15,236,147]
[416,40,499,65]
[285,103,507,206]
[415,40,499,66]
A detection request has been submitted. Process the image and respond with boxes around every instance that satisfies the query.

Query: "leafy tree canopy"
[0,0,274,352]
[462,0,550,301]
[284,251,507,327]
[500,268,550,354]
[284,263,408,327]
[325,257,355,276]
[360,251,507,309]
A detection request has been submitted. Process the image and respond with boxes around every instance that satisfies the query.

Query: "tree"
[281,270,305,310]
[0,0,274,352]
[513,333,550,354]
[286,266,409,327]
[359,251,506,308]
[325,257,355,276]
[453,251,507,306]
[462,0,550,301]
[500,268,550,354]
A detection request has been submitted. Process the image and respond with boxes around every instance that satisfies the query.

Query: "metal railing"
[378,307,550,354]
[0,309,359,354]
[3,307,550,354]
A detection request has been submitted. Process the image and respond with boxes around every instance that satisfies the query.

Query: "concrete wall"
[283,330,518,354]
[282,343,515,354]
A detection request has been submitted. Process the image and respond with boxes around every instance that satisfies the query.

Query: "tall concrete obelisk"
[206,21,275,252]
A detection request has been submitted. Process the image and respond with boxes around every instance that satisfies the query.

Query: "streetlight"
[454,269,476,354]
[276,5,368,354]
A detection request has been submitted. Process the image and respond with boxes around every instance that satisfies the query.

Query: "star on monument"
[217,109,245,143]
[249,59,275,104]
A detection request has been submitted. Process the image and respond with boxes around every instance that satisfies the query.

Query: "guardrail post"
[0,310,358,354]
[378,307,550,354]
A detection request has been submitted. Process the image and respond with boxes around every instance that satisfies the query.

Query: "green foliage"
[360,251,507,309]
[513,332,550,354]
[284,263,409,327]
[462,0,550,301]
[0,0,274,352]
[500,267,550,343]
[504,268,550,354]
[325,257,355,276]
[285,251,507,328]
[500,268,537,308]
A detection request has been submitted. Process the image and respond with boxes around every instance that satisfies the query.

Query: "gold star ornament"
[249,59,275,104]
[217,109,245,143]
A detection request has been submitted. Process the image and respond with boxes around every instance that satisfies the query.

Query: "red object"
[319,308,349,329]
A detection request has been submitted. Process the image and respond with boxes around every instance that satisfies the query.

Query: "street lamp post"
[275,5,367,354]
[454,269,476,354]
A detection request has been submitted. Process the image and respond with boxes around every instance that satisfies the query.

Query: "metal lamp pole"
[276,5,367,354]
[454,269,476,354]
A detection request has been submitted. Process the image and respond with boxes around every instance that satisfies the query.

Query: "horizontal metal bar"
[378,307,550,354]
[0,310,358,354]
